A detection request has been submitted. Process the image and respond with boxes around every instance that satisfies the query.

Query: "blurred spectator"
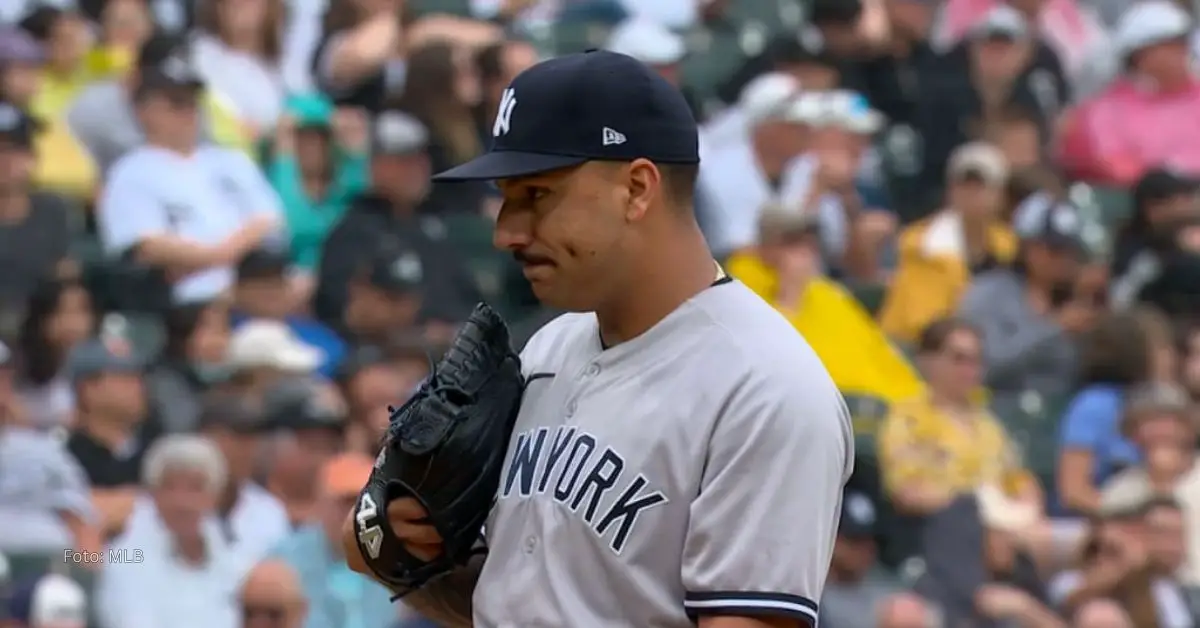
[716,32,843,122]
[1057,313,1153,515]
[1058,1,1200,185]
[1183,323,1200,402]
[316,110,478,329]
[1116,169,1200,318]
[960,196,1089,414]
[1112,168,1200,312]
[820,490,902,626]
[939,0,1111,96]
[19,7,94,120]
[146,300,233,433]
[232,248,344,377]
[916,6,1067,210]
[728,205,922,404]
[310,0,406,111]
[95,46,284,305]
[779,90,892,278]
[696,72,809,258]
[127,393,289,569]
[880,142,1016,344]
[81,0,154,77]
[0,340,101,558]
[262,378,346,526]
[980,104,1064,218]
[238,559,308,628]
[4,572,88,628]
[271,453,395,628]
[337,343,423,456]
[343,251,424,346]
[879,317,1042,516]
[226,320,323,398]
[0,103,71,316]
[605,18,699,117]
[875,593,939,628]
[64,336,154,538]
[96,434,241,628]
[1101,383,1200,583]
[193,0,286,138]
[13,8,99,200]
[393,41,493,214]
[1049,499,1192,624]
[15,277,95,430]
[1072,599,1135,628]
[267,97,370,274]
[66,34,248,176]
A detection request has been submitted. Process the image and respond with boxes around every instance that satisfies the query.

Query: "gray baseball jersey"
[475,279,855,626]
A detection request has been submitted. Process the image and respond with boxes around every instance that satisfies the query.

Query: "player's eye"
[525,187,550,202]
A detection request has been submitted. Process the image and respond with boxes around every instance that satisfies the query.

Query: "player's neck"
[596,227,716,347]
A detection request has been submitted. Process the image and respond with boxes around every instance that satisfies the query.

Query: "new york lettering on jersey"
[500,424,668,553]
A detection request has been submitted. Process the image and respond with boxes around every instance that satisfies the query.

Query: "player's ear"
[623,159,659,223]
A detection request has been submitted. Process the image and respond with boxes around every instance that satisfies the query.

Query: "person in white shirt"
[96,51,284,304]
[124,394,291,571]
[696,72,811,258]
[96,434,244,628]
[779,89,894,276]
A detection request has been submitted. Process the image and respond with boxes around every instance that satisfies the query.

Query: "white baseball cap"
[227,320,323,373]
[739,72,808,126]
[802,90,885,134]
[1114,0,1192,58]
[606,18,686,66]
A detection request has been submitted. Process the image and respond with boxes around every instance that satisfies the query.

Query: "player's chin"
[527,274,588,311]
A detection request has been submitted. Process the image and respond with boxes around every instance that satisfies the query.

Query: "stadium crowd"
[1,0,1200,625]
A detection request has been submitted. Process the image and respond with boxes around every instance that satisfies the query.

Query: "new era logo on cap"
[435,50,699,182]
[602,127,626,146]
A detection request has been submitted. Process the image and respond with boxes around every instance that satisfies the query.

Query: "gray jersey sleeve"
[681,370,853,625]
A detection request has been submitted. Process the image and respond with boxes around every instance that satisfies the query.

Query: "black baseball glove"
[351,303,524,595]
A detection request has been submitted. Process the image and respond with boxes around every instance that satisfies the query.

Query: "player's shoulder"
[518,311,596,374]
[694,281,844,405]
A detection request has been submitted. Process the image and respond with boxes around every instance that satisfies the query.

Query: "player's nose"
[493,203,534,251]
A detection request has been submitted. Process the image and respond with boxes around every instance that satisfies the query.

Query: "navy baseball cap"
[433,50,699,182]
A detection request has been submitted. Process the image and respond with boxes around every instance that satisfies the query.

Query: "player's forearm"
[401,557,482,628]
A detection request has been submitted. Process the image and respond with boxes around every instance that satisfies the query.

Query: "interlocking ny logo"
[493,88,517,137]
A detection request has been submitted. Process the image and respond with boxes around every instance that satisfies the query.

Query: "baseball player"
[345,50,854,628]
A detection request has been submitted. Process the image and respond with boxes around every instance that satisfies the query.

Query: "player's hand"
[388,497,444,561]
[816,148,858,192]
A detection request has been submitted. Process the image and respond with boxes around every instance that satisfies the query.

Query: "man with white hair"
[96,434,243,628]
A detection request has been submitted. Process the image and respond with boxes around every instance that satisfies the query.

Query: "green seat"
[846,281,888,316]
[843,392,891,453]
[1073,184,1134,231]
[993,391,1068,484]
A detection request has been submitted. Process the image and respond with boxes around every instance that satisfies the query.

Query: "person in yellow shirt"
[878,317,1042,517]
[726,204,924,409]
[878,142,1018,346]
[0,23,96,200]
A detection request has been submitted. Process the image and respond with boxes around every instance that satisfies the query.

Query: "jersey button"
[585,363,600,377]
[524,536,538,553]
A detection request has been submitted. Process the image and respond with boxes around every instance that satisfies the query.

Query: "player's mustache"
[513,251,554,266]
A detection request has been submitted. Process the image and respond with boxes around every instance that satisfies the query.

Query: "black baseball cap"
[839,490,878,539]
[366,250,424,295]
[1014,196,1087,252]
[432,49,699,182]
[237,247,289,281]
[1134,167,1198,208]
[197,393,269,434]
[136,35,203,92]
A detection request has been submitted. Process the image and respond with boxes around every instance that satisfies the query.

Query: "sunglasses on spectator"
[241,604,288,623]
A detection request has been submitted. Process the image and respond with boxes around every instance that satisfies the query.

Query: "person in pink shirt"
[1057,0,1200,185]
